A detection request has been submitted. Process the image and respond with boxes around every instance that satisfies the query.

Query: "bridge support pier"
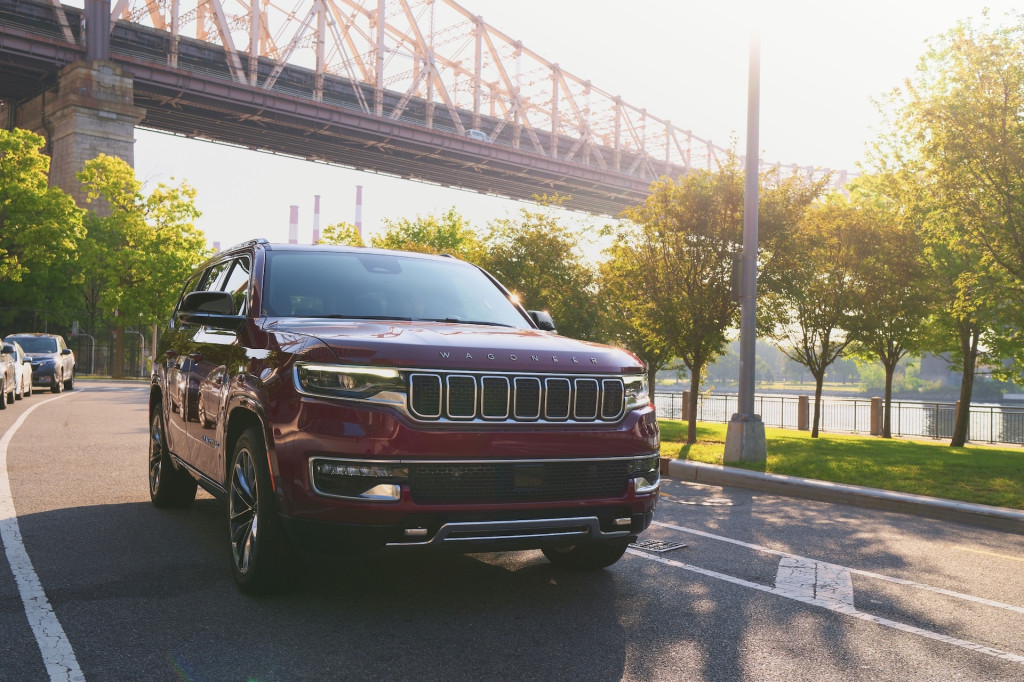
[13,60,145,208]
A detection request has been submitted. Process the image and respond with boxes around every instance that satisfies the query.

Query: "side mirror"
[1,343,14,355]
[528,310,557,332]
[61,348,73,356]
[181,290,236,315]
[177,291,245,331]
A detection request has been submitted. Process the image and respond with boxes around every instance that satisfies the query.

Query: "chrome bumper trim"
[386,516,632,548]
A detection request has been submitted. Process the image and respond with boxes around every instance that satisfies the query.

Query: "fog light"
[613,517,632,527]
[634,476,660,494]
[310,458,408,501]
[359,483,402,501]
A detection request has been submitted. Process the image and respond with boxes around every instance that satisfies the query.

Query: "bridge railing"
[654,392,1024,446]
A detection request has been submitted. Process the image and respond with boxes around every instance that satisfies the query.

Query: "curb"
[667,459,1024,534]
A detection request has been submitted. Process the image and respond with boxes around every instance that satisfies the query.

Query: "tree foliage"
[318,222,365,247]
[77,155,208,376]
[0,128,84,292]
[370,206,482,261]
[844,173,935,437]
[478,207,598,340]
[768,193,871,437]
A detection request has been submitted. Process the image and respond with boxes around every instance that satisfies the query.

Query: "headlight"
[295,363,405,399]
[624,375,650,411]
[629,454,660,494]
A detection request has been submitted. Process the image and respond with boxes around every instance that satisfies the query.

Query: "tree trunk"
[647,364,658,405]
[811,372,824,438]
[112,326,125,379]
[882,359,897,438]
[950,327,979,447]
[686,364,701,445]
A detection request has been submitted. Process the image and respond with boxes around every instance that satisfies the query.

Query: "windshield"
[8,337,57,353]
[262,251,531,328]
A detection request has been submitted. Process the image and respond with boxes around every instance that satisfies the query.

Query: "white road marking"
[653,520,1024,615]
[774,557,855,607]
[627,548,1024,664]
[0,393,85,682]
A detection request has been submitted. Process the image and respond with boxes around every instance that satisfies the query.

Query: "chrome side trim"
[386,516,632,548]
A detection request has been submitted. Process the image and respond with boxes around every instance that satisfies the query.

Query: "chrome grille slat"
[407,372,627,423]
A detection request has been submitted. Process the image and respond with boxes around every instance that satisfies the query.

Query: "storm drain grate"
[629,539,687,553]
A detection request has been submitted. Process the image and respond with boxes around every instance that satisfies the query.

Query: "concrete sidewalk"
[666,459,1024,534]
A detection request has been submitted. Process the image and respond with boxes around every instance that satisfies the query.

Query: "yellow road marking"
[957,547,1024,563]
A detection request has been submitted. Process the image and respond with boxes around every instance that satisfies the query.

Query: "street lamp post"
[724,32,767,463]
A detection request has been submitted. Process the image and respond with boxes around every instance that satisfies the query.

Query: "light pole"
[724,32,767,463]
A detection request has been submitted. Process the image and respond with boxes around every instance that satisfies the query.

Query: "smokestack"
[289,205,298,244]
[355,185,363,237]
[312,194,321,244]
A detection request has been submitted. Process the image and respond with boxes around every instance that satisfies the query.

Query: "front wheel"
[229,428,291,594]
[51,371,63,393]
[149,409,197,508]
[64,370,74,391]
[542,541,630,570]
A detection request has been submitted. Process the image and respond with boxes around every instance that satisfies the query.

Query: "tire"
[0,378,6,409]
[51,370,62,393]
[228,427,291,595]
[24,379,31,398]
[14,379,22,400]
[542,540,630,570]
[64,370,74,391]
[149,409,198,508]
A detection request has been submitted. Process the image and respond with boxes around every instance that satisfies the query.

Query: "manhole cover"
[630,539,687,553]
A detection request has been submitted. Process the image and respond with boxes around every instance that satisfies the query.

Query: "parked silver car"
[5,333,76,392]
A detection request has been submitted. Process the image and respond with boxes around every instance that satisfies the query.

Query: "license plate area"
[513,464,544,490]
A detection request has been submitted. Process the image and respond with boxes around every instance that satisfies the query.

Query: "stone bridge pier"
[9,0,144,208]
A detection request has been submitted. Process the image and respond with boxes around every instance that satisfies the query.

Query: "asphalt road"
[2,382,1023,681]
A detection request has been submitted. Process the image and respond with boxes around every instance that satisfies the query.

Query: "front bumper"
[281,506,656,553]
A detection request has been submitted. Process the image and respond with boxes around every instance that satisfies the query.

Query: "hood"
[267,319,644,374]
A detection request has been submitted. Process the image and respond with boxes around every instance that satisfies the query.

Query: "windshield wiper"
[419,317,517,327]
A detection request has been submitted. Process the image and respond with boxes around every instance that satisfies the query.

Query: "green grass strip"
[659,420,1024,510]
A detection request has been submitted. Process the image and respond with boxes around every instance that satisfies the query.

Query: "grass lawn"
[659,420,1024,510]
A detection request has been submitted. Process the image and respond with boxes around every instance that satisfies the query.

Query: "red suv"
[149,240,659,593]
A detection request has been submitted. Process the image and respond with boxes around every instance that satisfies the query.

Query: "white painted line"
[653,520,1024,615]
[775,557,855,607]
[0,393,85,682]
[627,548,1024,665]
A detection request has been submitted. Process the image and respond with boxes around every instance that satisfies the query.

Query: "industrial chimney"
[355,185,363,237]
[312,195,321,244]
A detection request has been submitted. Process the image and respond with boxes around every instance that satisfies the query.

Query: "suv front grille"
[409,373,625,423]
[409,460,630,504]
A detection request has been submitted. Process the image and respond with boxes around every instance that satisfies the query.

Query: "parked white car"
[2,339,32,399]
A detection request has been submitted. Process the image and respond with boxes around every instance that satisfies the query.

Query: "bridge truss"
[2,0,850,214]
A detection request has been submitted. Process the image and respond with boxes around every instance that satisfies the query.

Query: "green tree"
[895,16,1024,291]
[610,160,822,444]
[370,207,482,261]
[318,222,365,247]
[844,173,934,437]
[0,128,85,327]
[77,155,208,378]
[480,207,598,341]
[768,193,870,437]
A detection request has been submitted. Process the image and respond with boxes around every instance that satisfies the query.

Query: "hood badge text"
[439,351,598,364]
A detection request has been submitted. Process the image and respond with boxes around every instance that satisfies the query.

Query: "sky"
[122,0,1022,250]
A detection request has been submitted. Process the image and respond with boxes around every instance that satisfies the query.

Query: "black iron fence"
[67,331,150,378]
[655,392,1024,446]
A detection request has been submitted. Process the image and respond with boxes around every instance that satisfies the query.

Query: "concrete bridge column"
[29,60,146,208]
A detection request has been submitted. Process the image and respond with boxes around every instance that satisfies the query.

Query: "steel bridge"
[0,0,848,215]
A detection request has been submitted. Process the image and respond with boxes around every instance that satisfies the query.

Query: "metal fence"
[654,392,1024,446]
[67,332,149,378]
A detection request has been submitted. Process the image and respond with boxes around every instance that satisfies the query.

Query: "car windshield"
[262,251,531,328]
[8,337,57,353]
